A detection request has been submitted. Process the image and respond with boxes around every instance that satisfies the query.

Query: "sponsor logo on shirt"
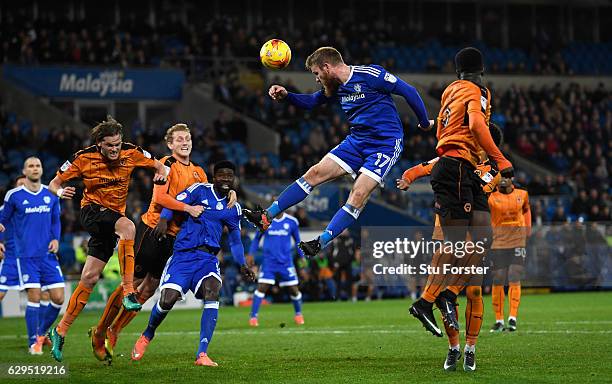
[268,229,290,236]
[25,205,51,214]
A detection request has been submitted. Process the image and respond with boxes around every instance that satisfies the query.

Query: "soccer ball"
[260,39,291,70]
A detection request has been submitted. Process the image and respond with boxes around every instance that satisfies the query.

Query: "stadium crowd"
[1,8,610,75]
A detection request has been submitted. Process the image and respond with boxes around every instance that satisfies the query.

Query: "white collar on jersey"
[209,185,227,202]
[273,213,288,222]
[343,66,354,85]
[22,184,45,196]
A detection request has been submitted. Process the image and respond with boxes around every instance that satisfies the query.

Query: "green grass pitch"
[1,292,610,383]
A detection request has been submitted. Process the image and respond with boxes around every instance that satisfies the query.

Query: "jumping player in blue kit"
[131,160,256,367]
[0,158,65,355]
[244,46,433,256]
[247,210,306,327]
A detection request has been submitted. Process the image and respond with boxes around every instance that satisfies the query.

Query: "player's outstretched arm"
[282,89,329,110]
[396,158,438,190]
[469,112,513,176]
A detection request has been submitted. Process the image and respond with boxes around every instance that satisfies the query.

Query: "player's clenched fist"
[268,85,288,101]
[185,205,204,218]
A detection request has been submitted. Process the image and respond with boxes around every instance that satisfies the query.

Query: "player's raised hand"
[185,205,204,218]
[48,239,59,253]
[153,218,168,240]
[58,186,76,199]
[396,178,411,190]
[226,190,237,209]
[268,85,288,101]
[240,264,257,282]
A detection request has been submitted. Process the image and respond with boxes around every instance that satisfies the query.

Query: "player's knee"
[26,289,41,302]
[203,279,221,301]
[50,290,65,305]
[492,271,506,286]
[348,189,368,208]
[257,284,270,294]
[304,165,323,185]
[159,289,180,310]
[116,218,136,239]
[466,286,482,300]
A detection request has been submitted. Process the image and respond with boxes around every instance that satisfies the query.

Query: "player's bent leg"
[250,283,271,326]
[93,283,125,360]
[25,288,42,354]
[490,267,507,332]
[507,264,524,331]
[132,288,180,361]
[300,173,377,258]
[287,285,304,325]
[115,217,140,311]
[195,277,221,366]
[51,256,103,361]
[40,288,64,347]
[112,275,157,343]
[246,157,346,231]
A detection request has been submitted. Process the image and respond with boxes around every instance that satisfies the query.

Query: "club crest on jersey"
[120,157,127,166]
[193,171,201,180]
[177,192,187,201]
[342,84,366,103]
[216,202,224,210]
[43,196,51,204]
[283,223,290,230]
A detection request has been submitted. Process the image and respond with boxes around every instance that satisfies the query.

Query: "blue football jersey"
[169,183,242,254]
[335,65,404,140]
[0,185,61,259]
[0,205,16,259]
[249,213,303,265]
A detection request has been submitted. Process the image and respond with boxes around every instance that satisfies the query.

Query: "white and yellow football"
[260,39,291,70]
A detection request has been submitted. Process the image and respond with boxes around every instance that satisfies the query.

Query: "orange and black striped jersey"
[141,155,207,236]
[436,80,491,167]
[489,188,531,248]
[57,143,157,214]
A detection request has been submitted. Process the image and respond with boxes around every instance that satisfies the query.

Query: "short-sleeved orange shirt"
[489,188,530,248]
[141,155,208,236]
[436,80,492,167]
[57,143,157,214]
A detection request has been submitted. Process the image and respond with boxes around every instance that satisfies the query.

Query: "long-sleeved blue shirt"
[0,185,61,259]
[161,183,246,265]
[286,65,429,140]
